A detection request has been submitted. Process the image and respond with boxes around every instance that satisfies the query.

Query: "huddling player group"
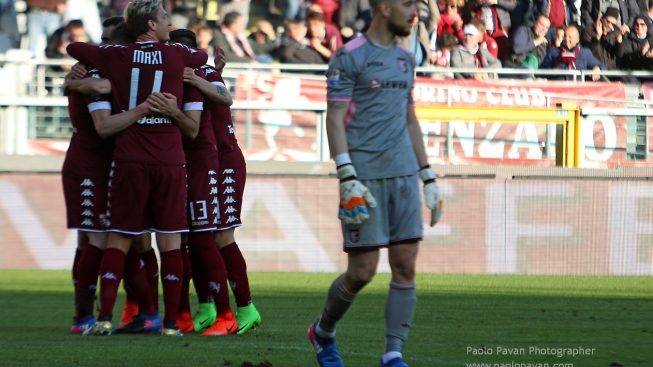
[62,0,260,336]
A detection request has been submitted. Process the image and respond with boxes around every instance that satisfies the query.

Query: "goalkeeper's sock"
[76,244,104,319]
[220,243,252,307]
[141,248,159,312]
[318,274,357,334]
[160,249,183,326]
[98,248,126,321]
[385,282,416,353]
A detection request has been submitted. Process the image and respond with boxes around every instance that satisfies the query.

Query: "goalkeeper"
[307,5,443,366]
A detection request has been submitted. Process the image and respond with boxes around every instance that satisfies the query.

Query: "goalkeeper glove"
[419,165,443,226]
[337,164,377,225]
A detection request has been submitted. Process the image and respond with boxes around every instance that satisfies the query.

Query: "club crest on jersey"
[397,58,408,73]
[327,69,341,88]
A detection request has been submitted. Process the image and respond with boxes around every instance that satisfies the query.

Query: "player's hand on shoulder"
[419,165,443,227]
[183,67,199,85]
[337,164,377,225]
[70,63,87,80]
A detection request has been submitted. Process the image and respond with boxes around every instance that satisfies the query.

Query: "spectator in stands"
[310,0,340,27]
[337,0,372,42]
[214,11,260,63]
[466,0,517,60]
[474,18,500,58]
[27,0,66,58]
[219,0,252,27]
[194,23,216,59]
[249,20,279,58]
[582,7,621,69]
[618,16,653,69]
[306,10,342,62]
[534,0,578,29]
[45,19,88,59]
[451,23,503,79]
[430,32,458,79]
[64,0,102,44]
[276,18,324,63]
[438,0,464,40]
[399,0,439,66]
[553,25,565,47]
[0,0,19,52]
[642,5,653,35]
[541,25,606,80]
[284,0,306,21]
[504,15,551,69]
[581,0,639,30]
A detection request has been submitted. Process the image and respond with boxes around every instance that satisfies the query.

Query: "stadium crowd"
[2,0,653,78]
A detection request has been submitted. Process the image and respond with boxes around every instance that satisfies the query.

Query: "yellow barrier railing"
[415,102,581,168]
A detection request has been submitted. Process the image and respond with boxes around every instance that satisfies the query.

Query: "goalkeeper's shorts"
[341,174,422,251]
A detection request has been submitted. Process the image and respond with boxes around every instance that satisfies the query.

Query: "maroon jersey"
[62,68,113,175]
[67,41,208,164]
[182,68,217,156]
[200,65,239,153]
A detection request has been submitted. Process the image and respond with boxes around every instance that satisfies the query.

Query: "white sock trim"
[382,351,402,363]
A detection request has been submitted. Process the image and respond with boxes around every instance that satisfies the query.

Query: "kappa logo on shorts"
[224,196,236,204]
[209,177,217,185]
[81,199,94,207]
[226,215,238,223]
[223,169,235,174]
[223,187,235,194]
[350,229,360,243]
[223,177,235,184]
[212,207,219,214]
[210,187,218,194]
[211,197,219,205]
[80,179,95,187]
[208,170,216,175]
[81,209,94,217]
[81,219,94,226]
[225,206,236,214]
[81,189,94,197]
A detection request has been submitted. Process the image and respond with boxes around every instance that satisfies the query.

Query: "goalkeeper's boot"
[161,320,183,336]
[308,322,344,367]
[193,302,217,332]
[380,356,409,367]
[83,320,113,336]
[119,298,139,327]
[201,310,238,336]
[236,303,261,334]
[176,310,194,333]
[71,315,95,335]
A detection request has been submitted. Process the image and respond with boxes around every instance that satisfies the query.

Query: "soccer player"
[183,47,262,335]
[307,1,442,366]
[63,15,127,335]
[67,0,208,336]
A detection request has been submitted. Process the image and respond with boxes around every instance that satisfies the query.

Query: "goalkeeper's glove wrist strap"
[419,164,437,183]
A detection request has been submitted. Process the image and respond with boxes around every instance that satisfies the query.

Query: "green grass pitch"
[0,270,652,367]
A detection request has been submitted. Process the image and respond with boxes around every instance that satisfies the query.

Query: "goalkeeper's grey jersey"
[326,35,419,180]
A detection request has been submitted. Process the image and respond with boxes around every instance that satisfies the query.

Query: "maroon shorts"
[186,152,220,232]
[216,152,245,231]
[62,172,110,232]
[106,161,188,234]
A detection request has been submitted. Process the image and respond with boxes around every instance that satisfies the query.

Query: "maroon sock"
[123,248,156,315]
[160,249,183,325]
[72,248,83,318]
[76,244,104,319]
[189,232,230,312]
[98,248,126,321]
[141,249,159,312]
[189,251,209,303]
[178,242,192,313]
[220,242,251,307]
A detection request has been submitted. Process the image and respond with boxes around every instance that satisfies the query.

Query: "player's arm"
[183,67,233,106]
[146,92,201,139]
[66,42,104,69]
[177,44,208,68]
[65,77,111,96]
[325,101,350,158]
[89,102,150,139]
[407,105,442,226]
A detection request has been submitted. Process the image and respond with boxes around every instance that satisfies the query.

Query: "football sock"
[123,248,156,315]
[97,248,126,321]
[160,249,183,325]
[76,244,104,319]
[190,232,230,312]
[220,242,251,307]
[141,248,159,312]
[318,274,357,336]
[385,282,416,353]
[179,242,192,313]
